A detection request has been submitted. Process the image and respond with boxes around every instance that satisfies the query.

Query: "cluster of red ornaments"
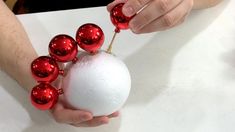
[30,3,133,110]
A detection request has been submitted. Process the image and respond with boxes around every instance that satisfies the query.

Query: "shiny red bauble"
[76,23,104,53]
[110,3,134,30]
[31,56,60,83]
[49,34,78,62]
[31,83,59,110]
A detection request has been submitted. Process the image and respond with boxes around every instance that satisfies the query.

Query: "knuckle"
[135,0,146,8]
[162,14,174,26]
[157,0,170,13]
[142,12,152,22]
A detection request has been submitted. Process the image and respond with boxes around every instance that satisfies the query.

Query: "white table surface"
[1,0,235,132]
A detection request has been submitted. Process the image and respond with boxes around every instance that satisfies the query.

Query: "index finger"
[122,0,152,16]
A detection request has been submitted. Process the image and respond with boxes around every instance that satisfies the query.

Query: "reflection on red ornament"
[31,83,59,110]
[49,34,78,62]
[31,56,60,83]
[76,23,104,53]
[110,3,134,30]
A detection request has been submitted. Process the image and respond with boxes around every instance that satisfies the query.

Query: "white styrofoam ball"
[63,51,131,116]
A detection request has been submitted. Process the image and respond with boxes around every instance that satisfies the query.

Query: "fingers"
[107,0,193,33]
[51,103,93,124]
[108,111,120,118]
[122,0,151,16]
[129,0,183,32]
[51,101,120,127]
[134,0,193,33]
[72,116,109,127]
[107,0,127,12]
[71,111,119,127]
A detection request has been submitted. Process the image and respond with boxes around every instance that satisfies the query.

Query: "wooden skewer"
[106,31,118,54]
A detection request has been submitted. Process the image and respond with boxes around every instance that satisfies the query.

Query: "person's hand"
[107,0,194,34]
[50,96,119,127]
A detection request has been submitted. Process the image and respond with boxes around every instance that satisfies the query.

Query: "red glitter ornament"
[31,56,62,83]
[49,34,78,62]
[110,3,134,30]
[76,23,104,53]
[31,83,59,110]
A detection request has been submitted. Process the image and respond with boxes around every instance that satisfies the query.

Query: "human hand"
[107,0,193,33]
[50,96,119,127]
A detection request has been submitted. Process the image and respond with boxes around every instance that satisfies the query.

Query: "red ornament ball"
[31,56,59,83]
[110,3,134,30]
[49,34,78,62]
[31,83,59,110]
[76,23,104,53]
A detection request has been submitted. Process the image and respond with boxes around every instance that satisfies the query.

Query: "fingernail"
[123,6,134,17]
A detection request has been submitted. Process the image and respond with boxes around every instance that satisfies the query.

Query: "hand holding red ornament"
[107,0,194,33]
[107,3,134,53]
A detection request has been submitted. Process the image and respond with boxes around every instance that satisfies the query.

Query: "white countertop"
[1,0,235,132]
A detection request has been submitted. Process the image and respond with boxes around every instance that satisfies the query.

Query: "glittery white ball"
[63,51,131,116]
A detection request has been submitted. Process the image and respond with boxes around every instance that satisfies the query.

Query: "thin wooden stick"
[106,31,118,54]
